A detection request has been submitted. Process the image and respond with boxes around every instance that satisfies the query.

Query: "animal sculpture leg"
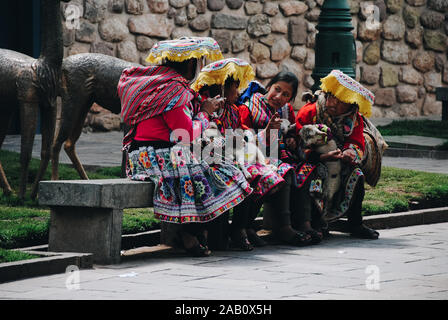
[18,100,39,199]
[0,108,14,195]
[31,102,56,199]
[61,99,92,180]
[63,121,90,180]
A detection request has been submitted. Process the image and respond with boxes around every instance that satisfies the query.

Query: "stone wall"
[62,0,448,118]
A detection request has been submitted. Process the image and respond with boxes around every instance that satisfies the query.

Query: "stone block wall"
[62,0,448,117]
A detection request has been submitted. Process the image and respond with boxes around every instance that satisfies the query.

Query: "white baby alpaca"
[299,124,341,219]
[203,123,269,179]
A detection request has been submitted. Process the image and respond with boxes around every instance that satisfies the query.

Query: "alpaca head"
[299,124,333,147]
[279,119,290,135]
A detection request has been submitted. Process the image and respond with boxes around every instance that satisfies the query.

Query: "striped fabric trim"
[117,65,201,148]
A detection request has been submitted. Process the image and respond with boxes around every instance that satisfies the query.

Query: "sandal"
[196,230,209,249]
[304,229,323,245]
[230,229,254,251]
[179,231,212,257]
[284,231,313,247]
[349,225,380,240]
[185,243,212,257]
[246,229,267,247]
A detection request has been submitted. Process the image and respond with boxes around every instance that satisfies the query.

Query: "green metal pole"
[311,0,356,92]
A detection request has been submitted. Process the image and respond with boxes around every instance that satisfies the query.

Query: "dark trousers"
[231,195,263,231]
[263,170,294,229]
[346,176,365,228]
[291,174,365,230]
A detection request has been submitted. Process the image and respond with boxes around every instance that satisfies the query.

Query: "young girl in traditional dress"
[117,37,253,257]
[236,70,314,246]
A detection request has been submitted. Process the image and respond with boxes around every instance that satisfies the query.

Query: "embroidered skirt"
[245,158,294,198]
[307,163,364,222]
[127,144,253,224]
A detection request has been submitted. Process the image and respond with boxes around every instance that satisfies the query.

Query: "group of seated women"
[117,36,380,257]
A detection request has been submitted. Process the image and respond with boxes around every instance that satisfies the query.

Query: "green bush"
[0,248,39,263]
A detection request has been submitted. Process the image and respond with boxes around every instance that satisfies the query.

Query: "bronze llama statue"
[50,53,139,180]
[0,0,69,199]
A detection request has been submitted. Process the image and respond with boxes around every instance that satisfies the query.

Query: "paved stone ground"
[3,129,448,175]
[0,222,447,300]
[1,117,447,301]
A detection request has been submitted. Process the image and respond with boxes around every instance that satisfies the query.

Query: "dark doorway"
[0,0,41,134]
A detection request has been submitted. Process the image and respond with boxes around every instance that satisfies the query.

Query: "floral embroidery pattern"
[181,176,195,201]
[127,144,252,224]
[159,179,174,202]
[156,154,165,170]
[139,151,152,169]
[193,175,212,202]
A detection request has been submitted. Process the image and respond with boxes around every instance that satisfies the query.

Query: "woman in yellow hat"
[294,70,379,239]
[117,37,253,257]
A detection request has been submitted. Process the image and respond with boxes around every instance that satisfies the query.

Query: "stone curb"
[2,207,447,283]
[121,206,448,249]
[384,147,448,159]
[0,248,93,284]
[362,207,448,230]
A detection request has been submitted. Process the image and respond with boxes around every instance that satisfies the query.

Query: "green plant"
[363,166,448,215]
[0,248,39,263]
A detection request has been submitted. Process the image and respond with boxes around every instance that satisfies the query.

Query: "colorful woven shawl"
[245,92,292,129]
[118,65,201,148]
[315,93,358,147]
[246,92,272,129]
[213,103,240,134]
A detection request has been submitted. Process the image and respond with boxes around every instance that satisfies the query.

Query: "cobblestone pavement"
[1,126,447,301]
[0,223,447,300]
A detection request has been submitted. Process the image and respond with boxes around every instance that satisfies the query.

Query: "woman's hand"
[285,137,297,151]
[320,149,343,161]
[201,95,225,116]
[341,148,356,163]
[264,112,282,141]
[266,112,282,131]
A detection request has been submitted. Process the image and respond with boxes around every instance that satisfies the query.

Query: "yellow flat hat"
[320,70,375,118]
[191,58,255,92]
[145,36,224,64]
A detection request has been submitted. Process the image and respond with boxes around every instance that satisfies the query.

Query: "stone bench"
[38,179,154,264]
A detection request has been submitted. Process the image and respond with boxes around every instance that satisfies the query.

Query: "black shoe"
[277,230,312,247]
[246,229,267,247]
[349,224,379,240]
[304,229,323,245]
[230,229,254,251]
[185,243,212,257]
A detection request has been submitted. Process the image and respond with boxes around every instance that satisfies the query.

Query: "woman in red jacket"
[294,70,379,239]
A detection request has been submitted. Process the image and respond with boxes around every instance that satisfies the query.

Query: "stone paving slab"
[3,130,448,174]
[0,223,447,300]
[2,132,124,168]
